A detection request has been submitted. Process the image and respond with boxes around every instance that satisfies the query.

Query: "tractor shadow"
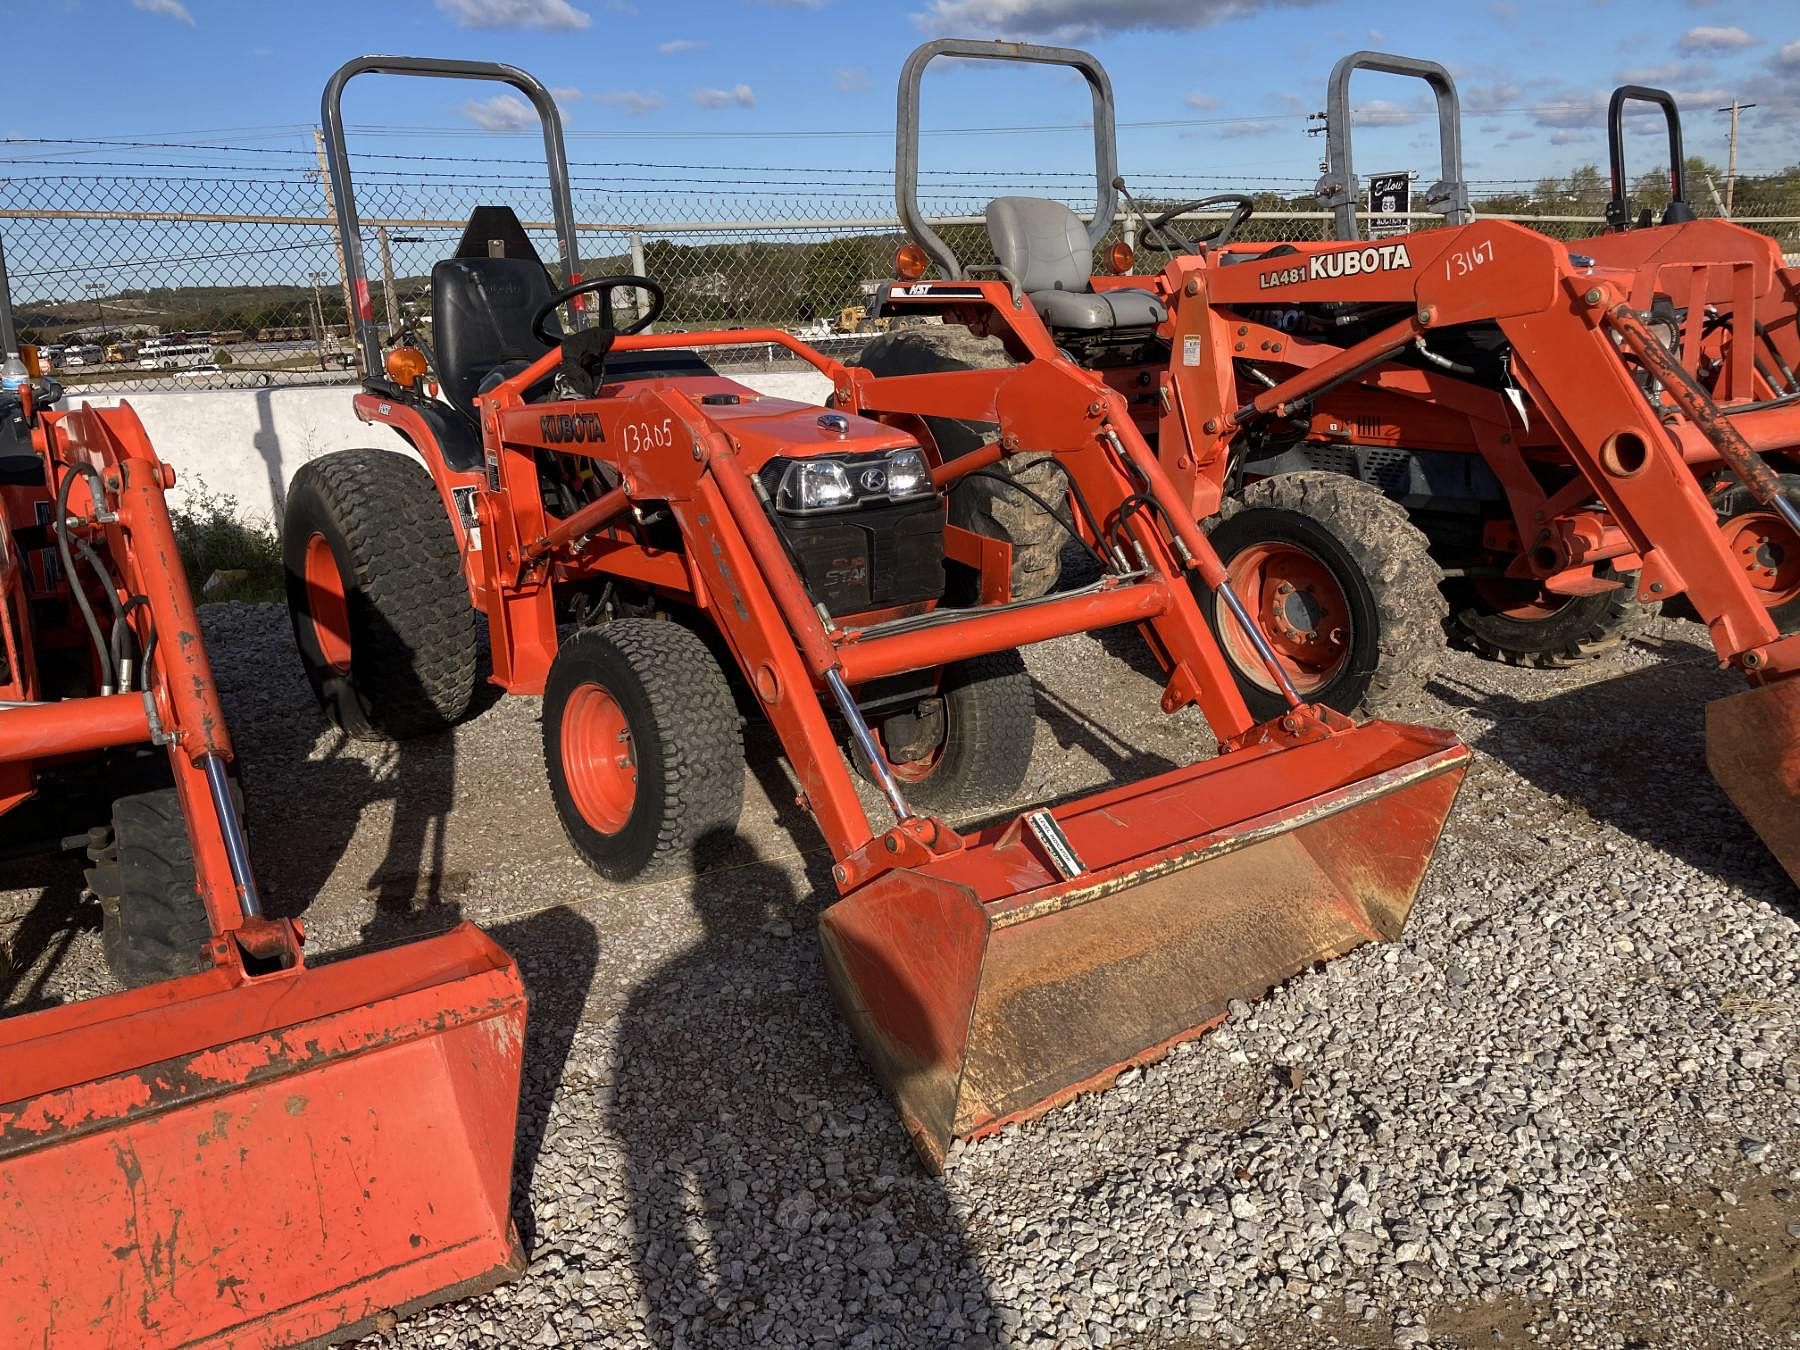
[610,827,998,1348]
[0,857,98,1015]
[1426,645,1798,913]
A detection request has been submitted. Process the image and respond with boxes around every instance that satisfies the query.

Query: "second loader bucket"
[1707,676,1800,884]
[820,721,1467,1169]
[0,923,527,1349]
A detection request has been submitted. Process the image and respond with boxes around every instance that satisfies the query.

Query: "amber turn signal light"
[385,343,429,386]
[1105,240,1136,275]
[894,243,930,282]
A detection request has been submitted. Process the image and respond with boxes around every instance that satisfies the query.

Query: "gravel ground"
[1,599,1796,1349]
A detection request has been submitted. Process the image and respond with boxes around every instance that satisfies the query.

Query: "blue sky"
[4,0,1796,190]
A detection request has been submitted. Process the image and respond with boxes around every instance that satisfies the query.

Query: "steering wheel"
[1143,194,1257,254]
[530,274,665,346]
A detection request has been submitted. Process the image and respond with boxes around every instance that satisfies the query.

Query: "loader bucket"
[0,922,527,1349]
[1707,676,1800,884]
[820,722,1467,1169]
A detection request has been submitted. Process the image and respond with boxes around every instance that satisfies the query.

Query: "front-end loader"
[286,55,1469,1168]
[857,38,1800,885]
[0,236,528,1347]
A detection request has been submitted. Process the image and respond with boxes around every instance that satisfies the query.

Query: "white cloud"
[1678,25,1758,53]
[435,0,591,30]
[833,66,871,93]
[1186,92,1219,110]
[131,0,194,25]
[1218,119,1278,138]
[657,38,701,54]
[463,93,538,132]
[1462,81,1524,115]
[1777,40,1800,70]
[1352,98,1421,127]
[911,0,1322,42]
[691,84,756,109]
[1617,62,1698,84]
[592,89,665,114]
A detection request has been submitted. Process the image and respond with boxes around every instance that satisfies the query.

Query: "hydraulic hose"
[54,461,115,695]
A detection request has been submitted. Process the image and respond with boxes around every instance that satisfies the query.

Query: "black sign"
[1368,171,1413,239]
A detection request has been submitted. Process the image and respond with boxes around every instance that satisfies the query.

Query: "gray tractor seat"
[986,196,1166,332]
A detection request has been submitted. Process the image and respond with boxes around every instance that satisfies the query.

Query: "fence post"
[313,126,362,376]
[629,231,647,324]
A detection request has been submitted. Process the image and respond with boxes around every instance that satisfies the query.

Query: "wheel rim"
[302,532,352,675]
[561,683,638,834]
[1723,511,1800,609]
[1468,576,1577,621]
[1219,541,1351,694]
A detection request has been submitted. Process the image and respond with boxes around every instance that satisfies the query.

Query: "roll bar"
[1318,51,1470,240]
[896,38,1117,280]
[0,234,16,358]
[1604,85,1694,231]
[320,55,580,377]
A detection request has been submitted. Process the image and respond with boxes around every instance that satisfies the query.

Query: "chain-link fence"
[4,153,1797,392]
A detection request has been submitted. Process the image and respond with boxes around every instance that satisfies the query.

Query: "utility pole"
[313,126,361,374]
[376,227,400,342]
[309,271,327,371]
[1716,99,1756,217]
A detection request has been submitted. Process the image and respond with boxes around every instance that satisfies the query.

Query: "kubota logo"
[540,412,605,444]
[1260,241,1413,289]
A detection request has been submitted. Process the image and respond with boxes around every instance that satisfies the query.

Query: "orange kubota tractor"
[1311,54,1800,636]
[285,55,1469,1168]
[854,38,1800,883]
[0,235,528,1348]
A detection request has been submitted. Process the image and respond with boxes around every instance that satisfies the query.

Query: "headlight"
[779,459,855,512]
[769,448,936,514]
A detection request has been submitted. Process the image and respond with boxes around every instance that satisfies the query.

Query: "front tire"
[84,789,212,988]
[1203,472,1446,719]
[543,621,745,881]
[1452,565,1656,667]
[865,651,1037,815]
[283,449,477,741]
[1713,473,1800,633]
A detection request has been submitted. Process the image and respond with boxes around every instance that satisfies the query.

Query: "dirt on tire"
[1206,471,1447,719]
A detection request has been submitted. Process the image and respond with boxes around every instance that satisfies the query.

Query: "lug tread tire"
[85,788,212,989]
[850,329,1066,599]
[1207,471,1447,718]
[1456,571,1657,669]
[283,449,476,741]
[543,620,745,882]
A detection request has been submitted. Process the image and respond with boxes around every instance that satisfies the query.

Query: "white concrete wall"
[62,370,834,524]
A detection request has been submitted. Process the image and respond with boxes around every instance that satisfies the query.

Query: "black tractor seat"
[436,205,719,416]
[985,196,1166,333]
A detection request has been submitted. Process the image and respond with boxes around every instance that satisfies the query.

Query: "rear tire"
[850,328,1066,599]
[1453,565,1656,667]
[85,788,212,988]
[283,449,477,741]
[866,651,1037,815]
[1203,472,1446,719]
[1712,473,1800,633]
[543,620,745,881]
